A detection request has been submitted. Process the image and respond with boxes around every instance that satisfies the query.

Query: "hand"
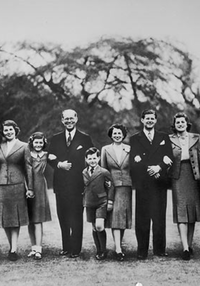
[26,190,35,199]
[58,161,72,171]
[147,165,161,177]
[107,200,113,211]
[154,173,160,179]
[163,156,173,166]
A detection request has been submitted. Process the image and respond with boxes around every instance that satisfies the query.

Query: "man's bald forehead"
[62,109,77,118]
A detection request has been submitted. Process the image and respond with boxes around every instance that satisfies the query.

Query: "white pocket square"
[160,140,165,145]
[77,145,83,150]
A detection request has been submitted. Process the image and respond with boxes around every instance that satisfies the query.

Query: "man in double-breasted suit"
[130,109,173,260]
[48,109,93,258]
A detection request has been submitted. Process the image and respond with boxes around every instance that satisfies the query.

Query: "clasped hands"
[26,190,35,199]
[58,160,72,171]
[147,165,161,179]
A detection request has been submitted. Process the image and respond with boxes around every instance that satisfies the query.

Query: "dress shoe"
[154,252,168,257]
[34,252,42,260]
[182,250,190,261]
[116,252,124,261]
[189,247,194,255]
[70,253,80,258]
[59,250,68,256]
[137,254,147,260]
[8,251,18,261]
[95,252,107,260]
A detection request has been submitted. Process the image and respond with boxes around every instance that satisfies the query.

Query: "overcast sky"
[0,0,200,59]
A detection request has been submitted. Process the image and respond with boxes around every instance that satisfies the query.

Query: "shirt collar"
[143,128,155,138]
[65,128,76,140]
[31,151,45,158]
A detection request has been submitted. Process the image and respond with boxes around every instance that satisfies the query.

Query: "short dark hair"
[1,120,20,138]
[141,109,157,119]
[85,147,100,158]
[28,132,48,150]
[107,124,127,139]
[171,112,192,133]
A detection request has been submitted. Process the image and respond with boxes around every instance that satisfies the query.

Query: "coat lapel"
[106,144,119,166]
[137,131,152,150]
[120,144,130,166]
[0,142,7,158]
[7,140,24,158]
[83,165,102,186]
[169,134,181,147]
[188,133,199,149]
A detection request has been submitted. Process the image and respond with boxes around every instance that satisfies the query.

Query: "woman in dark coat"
[101,124,132,261]
[169,112,200,260]
[0,120,34,261]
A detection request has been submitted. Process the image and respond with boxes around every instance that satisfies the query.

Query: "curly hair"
[28,132,48,150]
[171,112,192,133]
[107,124,127,140]
[1,120,20,138]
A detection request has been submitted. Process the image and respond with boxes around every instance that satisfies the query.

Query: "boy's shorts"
[86,201,107,223]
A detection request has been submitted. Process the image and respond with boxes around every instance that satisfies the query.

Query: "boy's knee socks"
[97,230,107,253]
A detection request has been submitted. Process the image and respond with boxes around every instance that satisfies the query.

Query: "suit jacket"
[130,130,173,189]
[82,165,114,207]
[0,140,33,189]
[101,143,132,187]
[169,133,200,180]
[48,129,93,196]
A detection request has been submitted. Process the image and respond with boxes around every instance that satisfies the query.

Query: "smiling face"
[61,110,78,131]
[85,153,100,168]
[3,125,16,141]
[32,138,44,152]
[111,127,124,144]
[174,117,187,133]
[141,113,157,131]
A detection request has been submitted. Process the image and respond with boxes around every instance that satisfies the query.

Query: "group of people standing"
[0,108,200,262]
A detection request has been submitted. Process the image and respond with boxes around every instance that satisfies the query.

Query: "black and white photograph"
[0,0,200,285]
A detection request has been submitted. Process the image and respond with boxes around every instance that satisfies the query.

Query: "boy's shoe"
[95,252,107,260]
[34,252,42,260]
[27,250,36,258]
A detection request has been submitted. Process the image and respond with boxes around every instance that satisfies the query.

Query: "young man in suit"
[130,109,173,260]
[48,109,93,258]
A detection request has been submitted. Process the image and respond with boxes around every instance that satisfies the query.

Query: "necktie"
[67,132,71,147]
[147,131,152,143]
[90,167,94,175]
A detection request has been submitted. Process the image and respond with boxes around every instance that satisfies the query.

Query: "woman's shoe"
[8,251,18,261]
[34,252,42,260]
[116,252,124,261]
[182,250,190,261]
[27,250,36,258]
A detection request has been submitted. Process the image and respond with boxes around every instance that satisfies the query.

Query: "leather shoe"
[154,252,168,257]
[59,250,68,256]
[95,252,107,260]
[137,254,147,260]
[182,250,190,261]
[70,253,80,258]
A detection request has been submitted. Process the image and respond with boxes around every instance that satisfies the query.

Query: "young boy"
[83,147,114,260]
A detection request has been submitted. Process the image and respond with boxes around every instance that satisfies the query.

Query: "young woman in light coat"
[101,124,132,261]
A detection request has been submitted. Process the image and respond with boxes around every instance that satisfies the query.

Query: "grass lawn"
[0,189,200,286]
